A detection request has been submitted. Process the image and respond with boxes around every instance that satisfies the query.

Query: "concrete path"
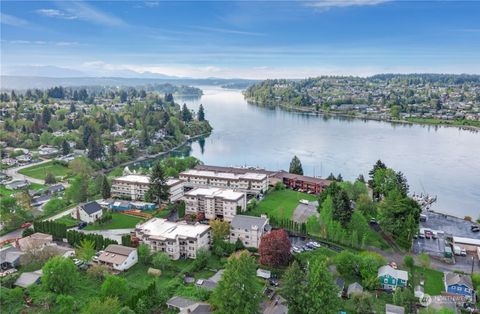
[5,159,52,185]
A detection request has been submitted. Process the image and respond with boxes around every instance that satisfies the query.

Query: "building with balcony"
[229,215,270,248]
[111,175,185,202]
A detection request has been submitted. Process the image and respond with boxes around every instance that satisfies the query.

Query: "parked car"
[269,277,279,287]
[418,233,425,239]
[20,222,32,228]
[78,222,87,229]
[310,241,321,248]
[424,231,433,239]
[471,226,480,233]
[292,246,302,254]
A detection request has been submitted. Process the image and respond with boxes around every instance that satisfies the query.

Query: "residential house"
[71,201,103,223]
[167,178,185,202]
[444,272,474,300]
[45,184,65,194]
[166,296,212,314]
[135,218,211,260]
[5,180,29,190]
[1,158,17,166]
[16,233,53,252]
[378,265,408,290]
[0,246,23,270]
[38,146,60,157]
[32,195,52,207]
[183,187,246,221]
[229,215,270,248]
[97,244,138,271]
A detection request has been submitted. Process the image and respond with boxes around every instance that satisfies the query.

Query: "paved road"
[4,159,52,185]
[0,227,25,242]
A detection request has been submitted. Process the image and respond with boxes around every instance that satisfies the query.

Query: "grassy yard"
[18,161,69,180]
[0,183,45,197]
[55,214,80,228]
[247,189,317,220]
[83,212,144,230]
[414,266,445,295]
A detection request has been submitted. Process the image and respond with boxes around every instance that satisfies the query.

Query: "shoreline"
[245,98,480,132]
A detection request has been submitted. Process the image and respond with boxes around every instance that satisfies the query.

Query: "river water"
[175,86,480,218]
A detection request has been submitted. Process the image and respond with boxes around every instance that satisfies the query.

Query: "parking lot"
[420,211,480,239]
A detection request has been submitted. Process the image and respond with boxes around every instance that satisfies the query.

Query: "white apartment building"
[179,169,268,195]
[229,215,270,248]
[183,187,246,222]
[111,175,185,202]
[135,218,211,260]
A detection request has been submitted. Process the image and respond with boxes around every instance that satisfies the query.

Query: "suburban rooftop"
[136,218,211,240]
[184,187,244,200]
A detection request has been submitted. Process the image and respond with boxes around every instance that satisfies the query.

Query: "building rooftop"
[166,178,183,187]
[385,304,405,314]
[378,265,409,281]
[273,171,331,185]
[113,174,150,184]
[98,244,136,265]
[184,187,244,201]
[181,169,267,181]
[166,296,198,309]
[80,201,102,215]
[445,272,473,289]
[230,215,268,231]
[137,218,211,240]
[14,270,43,288]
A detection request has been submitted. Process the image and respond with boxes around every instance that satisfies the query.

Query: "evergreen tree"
[145,162,169,205]
[303,260,340,314]
[289,155,303,175]
[282,261,305,313]
[212,251,261,314]
[62,139,71,155]
[181,103,192,122]
[197,104,205,121]
[332,189,353,227]
[87,134,103,160]
[100,175,111,199]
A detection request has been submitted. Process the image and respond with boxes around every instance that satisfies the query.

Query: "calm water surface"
[177,87,480,218]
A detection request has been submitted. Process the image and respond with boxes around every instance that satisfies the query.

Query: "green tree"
[61,140,71,156]
[76,239,96,262]
[390,105,402,119]
[289,155,303,175]
[419,253,430,269]
[82,297,121,314]
[181,103,192,122]
[281,260,304,314]
[66,175,88,203]
[45,172,57,184]
[351,292,375,314]
[332,189,353,227]
[99,175,111,199]
[152,252,171,270]
[303,259,340,314]
[197,104,205,121]
[211,251,262,314]
[137,244,151,265]
[101,276,128,301]
[42,256,78,294]
[209,219,230,243]
[55,294,75,314]
[145,162,169,205]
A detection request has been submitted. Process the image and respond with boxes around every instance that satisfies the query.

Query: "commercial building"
[111,175,185,202]
[271,171,331,194]
[229,215,270,248]
[183,187,246,221]
[135,218,211,260]
[179,169,268,195]
[97,244,138,271]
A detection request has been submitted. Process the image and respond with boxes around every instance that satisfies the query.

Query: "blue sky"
[1,0,480,78]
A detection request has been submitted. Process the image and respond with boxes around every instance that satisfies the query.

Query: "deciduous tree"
[42,256,78,294]
[259,229,291,267]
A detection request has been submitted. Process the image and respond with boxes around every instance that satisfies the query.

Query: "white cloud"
[190,25,265,36]
[306,0,390,9]
[55,41,80,47]
[0,13,29,27]
[36,9,78,20]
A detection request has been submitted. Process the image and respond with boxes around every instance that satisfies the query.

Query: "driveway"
[5,159,52,185]
[292,201,319,223]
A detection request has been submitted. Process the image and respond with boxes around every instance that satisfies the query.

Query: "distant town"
[244,74,480,129]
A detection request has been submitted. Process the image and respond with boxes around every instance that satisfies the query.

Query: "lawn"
[247,189,317,220]
[0,183,45,197]
[55,214,80,228]
[414,266,445,295]
[83,212,145,230]
[18,161,69,180]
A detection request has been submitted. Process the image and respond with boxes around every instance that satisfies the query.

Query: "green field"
[83,212,144,230]
[18,161,69,180]
[247,189,317,220]
[0,183,45,197]
[55,214,80,228]
[414,266,445,295]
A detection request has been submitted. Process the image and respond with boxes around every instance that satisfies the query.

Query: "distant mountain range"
[0,65,258,90]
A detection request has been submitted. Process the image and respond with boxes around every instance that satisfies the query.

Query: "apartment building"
[183,187,246,221]
[229,215,270,248]
[111,175,185,202]
[135,218,211,260]
[179,169,268,195]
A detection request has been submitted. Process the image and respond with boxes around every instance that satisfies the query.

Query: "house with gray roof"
[347,282,363,297]
[0,246,23,270]
[71,201,103,223]
[229,214,270,248]
[444,272,474,300]
[166,296,211,314]
[378,265,408,290]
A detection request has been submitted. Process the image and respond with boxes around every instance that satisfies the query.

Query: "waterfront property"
[183,187,246,221]
[179,168,268,195]
[229,214,270,248]
[378,265,408,290]
[135,218,211,260]
[111,174,185,202]
[71,201,103,223]
[97,244,138,271]
[444,272,474,300]
[271,171,331,194]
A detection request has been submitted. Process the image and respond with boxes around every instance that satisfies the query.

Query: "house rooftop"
[113,175,150,184]
[230,215,268,231]
[385,304,405,314]
[14,270,43,288]
[445,272,473,289]
[181,169,267,181]
[80,201,102,215]
[378,265,409,281]
[166,296,198,309]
